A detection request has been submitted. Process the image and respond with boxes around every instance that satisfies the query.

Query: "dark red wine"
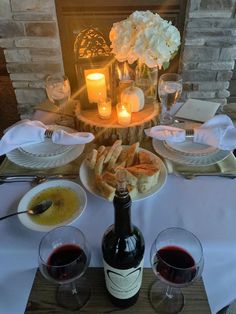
[102,171,145,308]
[46,244,87,281]
[155,245,196,284]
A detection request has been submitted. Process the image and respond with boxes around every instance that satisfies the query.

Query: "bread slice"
[104,140,122,164]
[102,171,116,188]
[94,152,106,175]
[127,163,160,193]
[95,175,115,201]
[125,142,140,167]
[138,150,158,166]
[85,149,98,170]
[117,147,128,164]
[107,145,123,171]
[97,145,106,157]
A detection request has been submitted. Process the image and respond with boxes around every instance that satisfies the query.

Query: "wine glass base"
[56,277,91,311]
[55,115,71,127]
[149,280,184,314]
[159,113,174,125]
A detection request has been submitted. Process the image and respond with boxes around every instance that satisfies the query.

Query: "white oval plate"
[7,144,84,169]
[79,147,168,202]
[153,139,231,166]
[19,125,75,157]
[17,180,87,232]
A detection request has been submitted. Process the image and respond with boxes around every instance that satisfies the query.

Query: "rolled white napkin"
[145,115,236,151]
[0,119,95,155]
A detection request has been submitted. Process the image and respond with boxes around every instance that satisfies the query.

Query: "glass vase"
[135,61,158,104]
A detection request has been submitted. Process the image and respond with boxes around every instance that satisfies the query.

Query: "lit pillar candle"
[97,98,112,119]
[86,73,107,103]
[116,103,131,126]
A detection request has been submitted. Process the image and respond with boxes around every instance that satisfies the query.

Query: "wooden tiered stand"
[74,102,161,145]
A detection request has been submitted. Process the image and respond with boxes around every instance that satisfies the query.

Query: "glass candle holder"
[97,98,112,120]
[116,102,132,126]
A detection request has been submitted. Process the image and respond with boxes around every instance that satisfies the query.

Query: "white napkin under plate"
[0,120,95,156]
[145,115,236,151]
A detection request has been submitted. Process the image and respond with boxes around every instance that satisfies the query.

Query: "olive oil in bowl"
[28,187,80,226]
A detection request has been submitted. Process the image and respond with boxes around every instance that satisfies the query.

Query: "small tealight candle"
[116,102,132,126]
[86,73,107,103]
[97,98,112,119]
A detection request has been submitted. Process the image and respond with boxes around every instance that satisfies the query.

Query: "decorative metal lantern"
[74,27,116,109]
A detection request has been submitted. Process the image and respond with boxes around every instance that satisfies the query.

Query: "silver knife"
[0,174,79,184]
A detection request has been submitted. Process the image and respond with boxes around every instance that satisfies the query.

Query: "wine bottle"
[102,170,145,307]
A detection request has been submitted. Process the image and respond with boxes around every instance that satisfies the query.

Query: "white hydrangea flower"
[109,10,181,68]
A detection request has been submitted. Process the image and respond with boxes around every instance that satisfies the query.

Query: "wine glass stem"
[166,286,174,299]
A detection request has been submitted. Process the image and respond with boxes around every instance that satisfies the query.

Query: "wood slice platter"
[74,102,160,145]
[26,268,211,314]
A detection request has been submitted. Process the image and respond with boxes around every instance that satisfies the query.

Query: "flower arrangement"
[109,10,181,69]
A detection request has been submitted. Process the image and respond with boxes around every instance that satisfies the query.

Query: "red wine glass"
[38,225,91,310]
[149,227,204,313]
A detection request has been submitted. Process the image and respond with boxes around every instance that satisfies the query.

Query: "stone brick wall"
[0,0,63,118]
[0,0,236,119]
[182,0,236,104]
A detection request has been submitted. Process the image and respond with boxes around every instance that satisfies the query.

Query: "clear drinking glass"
[158,73,182,125]
[38,226,91,310]
[45,74,71,125]
[149,227,204,313]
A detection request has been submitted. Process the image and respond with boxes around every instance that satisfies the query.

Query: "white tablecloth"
[1,175,236,314]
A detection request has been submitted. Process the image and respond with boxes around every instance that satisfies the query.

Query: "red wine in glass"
[154,245,197,285]
[46,244,87,282]
[149,227,204,314]
[38,226,91,311]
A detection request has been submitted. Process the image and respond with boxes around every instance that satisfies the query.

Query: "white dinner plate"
[19,125,75,157]
[7,144,84,169]
[164,139,218,156]
[17,180,87,232]
[79,148,168,202]
[153,139,231,166]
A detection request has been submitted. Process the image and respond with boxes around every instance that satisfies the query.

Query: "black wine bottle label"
[103,258,144,299]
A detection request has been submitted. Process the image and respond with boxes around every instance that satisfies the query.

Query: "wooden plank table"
[25,268,211,313]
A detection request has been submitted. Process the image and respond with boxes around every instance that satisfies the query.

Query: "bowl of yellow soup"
[17,180,87,232]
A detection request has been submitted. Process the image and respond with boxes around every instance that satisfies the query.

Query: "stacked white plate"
[152,138,231,166]
[6,125,85,169]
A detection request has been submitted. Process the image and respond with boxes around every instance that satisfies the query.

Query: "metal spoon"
[0,199,53,221]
